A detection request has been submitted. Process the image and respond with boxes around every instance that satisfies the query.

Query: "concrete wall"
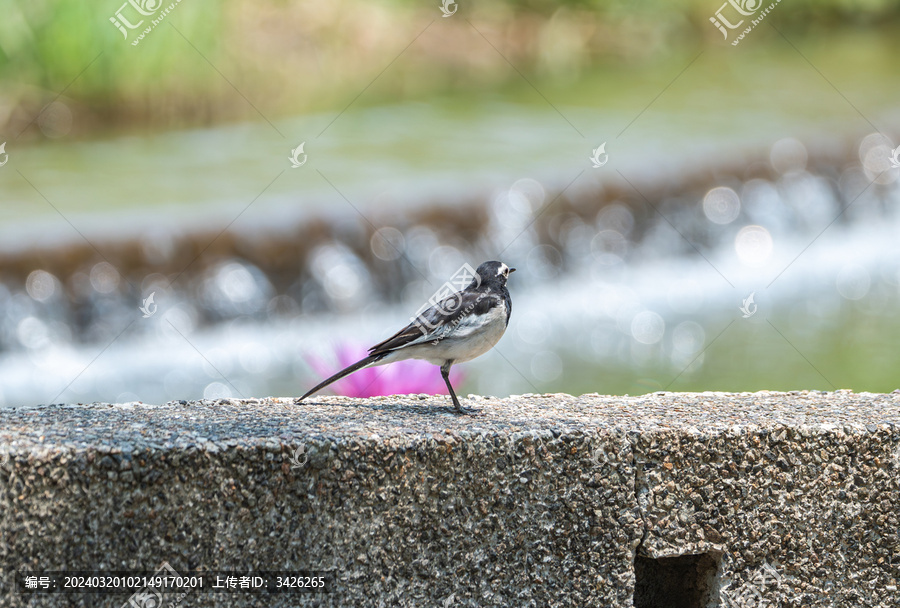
[1,391,898,607]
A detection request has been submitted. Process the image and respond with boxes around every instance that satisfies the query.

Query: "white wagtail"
[298,261,515,414]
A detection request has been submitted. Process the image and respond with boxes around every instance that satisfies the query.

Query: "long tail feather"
[298,353,384,401]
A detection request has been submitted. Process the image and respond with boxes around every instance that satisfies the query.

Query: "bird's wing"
[369,289,501,355]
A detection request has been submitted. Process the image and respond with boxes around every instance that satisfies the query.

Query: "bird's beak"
[509,268,516,273]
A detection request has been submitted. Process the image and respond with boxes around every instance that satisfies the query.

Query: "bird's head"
[475,261,516,287]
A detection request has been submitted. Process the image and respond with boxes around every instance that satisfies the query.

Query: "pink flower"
[307,344,465,398]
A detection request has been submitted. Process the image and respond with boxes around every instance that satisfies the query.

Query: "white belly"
[380,305,509,366]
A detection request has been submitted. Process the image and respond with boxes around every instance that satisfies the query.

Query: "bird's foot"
[453,404,481,416]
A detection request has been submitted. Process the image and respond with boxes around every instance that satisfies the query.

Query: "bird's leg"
[440,362,472,415]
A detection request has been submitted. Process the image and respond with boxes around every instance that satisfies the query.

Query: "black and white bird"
[298,261,515,414]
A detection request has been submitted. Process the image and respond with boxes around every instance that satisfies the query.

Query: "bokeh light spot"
[370,227,405,261]
[591,230,627,264]
[734,225,773,267]
[672,321,705,355]
[38,101,73,138]
[702,187,741,225]
[509,178,546,214]
[203,381,232,400]
[26,270,57,301]
[770,137,807,174]
[89,262,121,294]
[631,310,665,345]
[17,317,50,349]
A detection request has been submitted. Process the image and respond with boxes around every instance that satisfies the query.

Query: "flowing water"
[2,53,900,406]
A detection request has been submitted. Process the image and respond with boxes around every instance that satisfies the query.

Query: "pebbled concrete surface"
[1,390,899,607]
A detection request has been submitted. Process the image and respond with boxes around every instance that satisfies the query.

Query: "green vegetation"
[1,0,899,136]
[556,303,900,396]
